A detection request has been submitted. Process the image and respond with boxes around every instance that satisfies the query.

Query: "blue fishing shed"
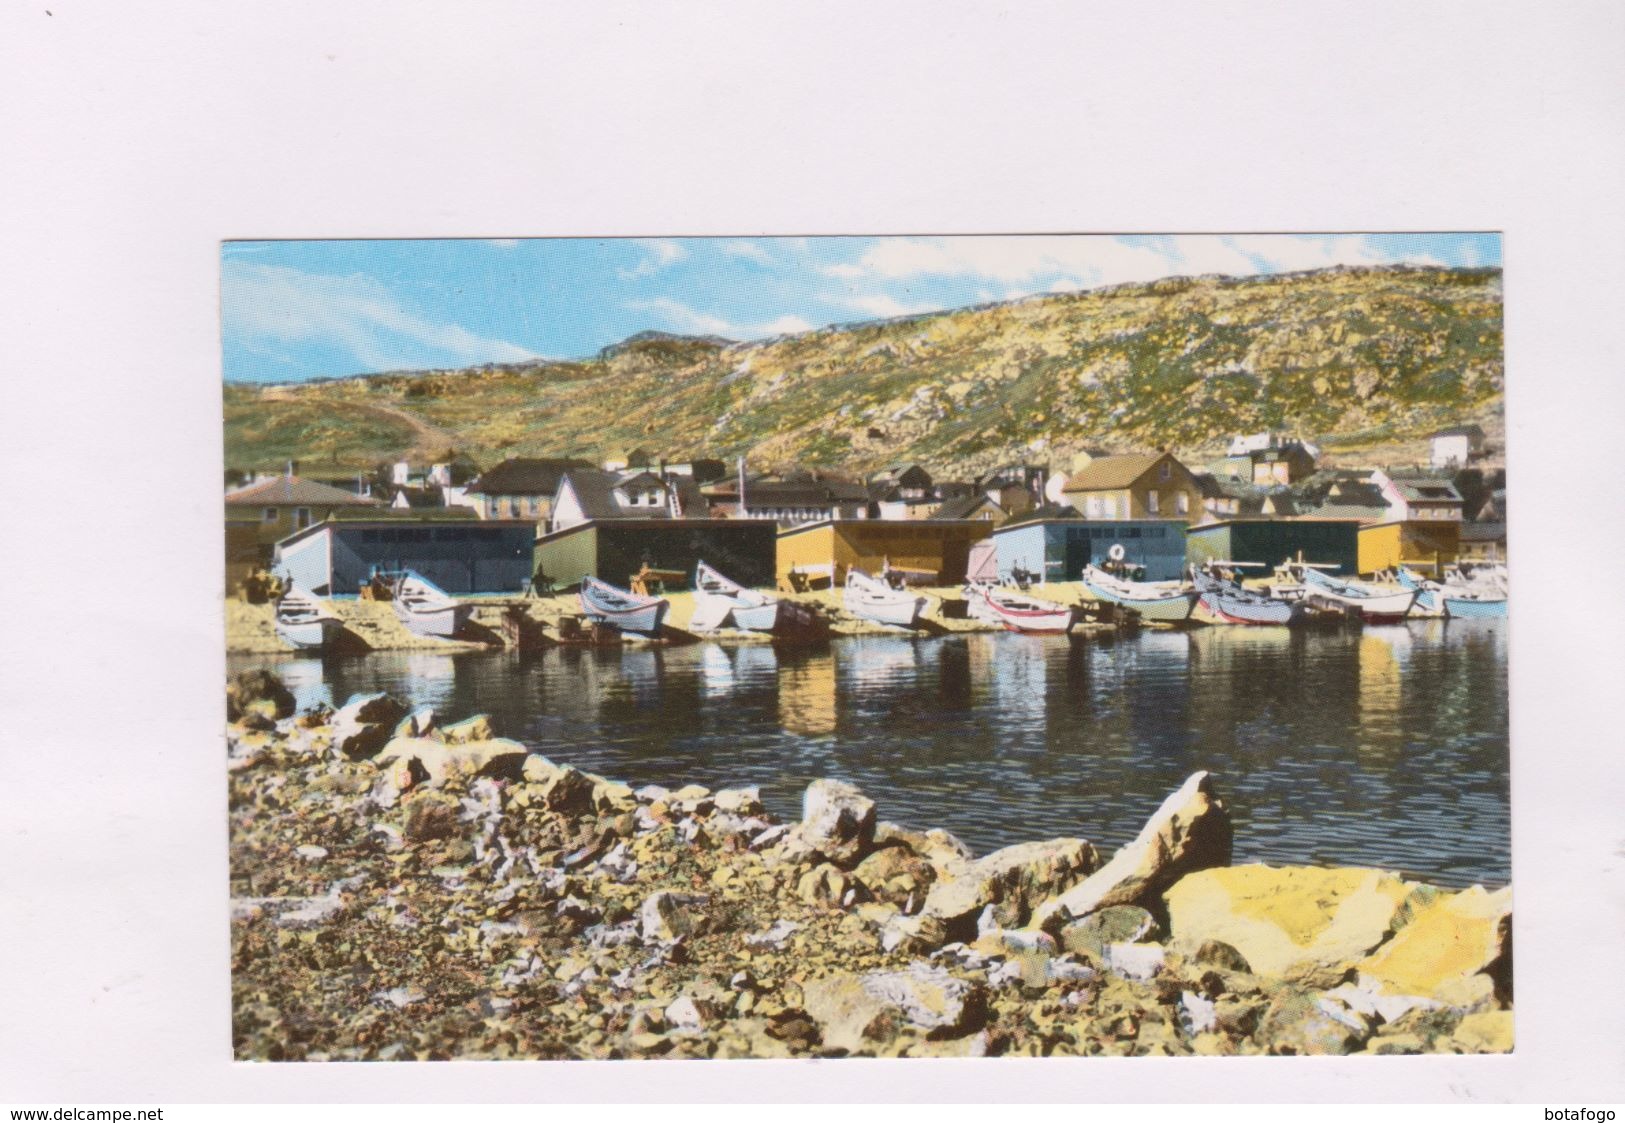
[991,517,1189,583]
[271,514,536,596]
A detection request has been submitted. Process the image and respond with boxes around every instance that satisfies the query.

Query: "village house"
[1371,470,1465,521]
[550,468,709,532]
[224,472,383,562]
[1429,425,1487,469]
[1061,451,1204,522]
[703,471,871,525]
[1214,433,1319,486]
[1357,520,1460,578]
[1458,520,1507,563]
[464,457,594,522]
[930,492,1009,525]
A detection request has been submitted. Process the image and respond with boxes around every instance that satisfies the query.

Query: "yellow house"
[776,519,993,590]
[1357,520,1461,577]
[1061,451,1204,522]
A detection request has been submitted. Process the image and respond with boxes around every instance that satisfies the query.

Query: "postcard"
[221,234,1511,1062]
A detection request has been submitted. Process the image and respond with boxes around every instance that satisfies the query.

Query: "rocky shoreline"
[227,671,1513,1060]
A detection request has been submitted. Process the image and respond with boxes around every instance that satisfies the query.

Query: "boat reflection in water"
[229,619,1509,888]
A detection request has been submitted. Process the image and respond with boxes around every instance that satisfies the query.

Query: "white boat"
[981,587,1078,635]
[274,584,344,650]
[692,560,808,634]
[1289,564,1418,623]
[961,581,1003,625]
[1081,564,1200,623]
[392,571,472,638]
[579,575,669,637]
[843,568,928,628]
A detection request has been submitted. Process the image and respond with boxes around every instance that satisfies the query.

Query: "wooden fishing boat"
[981,587,1079,635]
[579,575,669,637]
[274,584,345,650]
[1081,564,1200,623]
[1443,591,1508,619]
[843,568,928,628]
[1295,565,1418,623]
[961,581,1003,625]
[1192,566,1305,625]
[391,571,472,638]
[691,560,820,635]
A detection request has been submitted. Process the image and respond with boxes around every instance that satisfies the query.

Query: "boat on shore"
[1396,567,1508,619]
[692,560,820,636]
[964,583,1078,634]
[579,575,670,637]
[844,568,929,629]
[1289,564,1418,623]
[274,584,345,650]
[1081,564,1200,623]
[391,571,472,638]
[1192,564,1305,626]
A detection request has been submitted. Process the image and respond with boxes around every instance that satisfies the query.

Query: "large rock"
[1057,904,1161,962]
[440,714,494,743]
[792,779,877,869]
[330,693,412,761]
[851,844,938,909]
[401,790,465,844]
[1354,885,1512,1008]
[923,837,1100,933]
[1163,864,1421,988]
[1257,991,1373,1056]
[371,736,529,789]
[334,692,412,728]
[802,964,986,1053]
[226,670,295,721]
[1033,772,1231,931]
[875,821,975,870]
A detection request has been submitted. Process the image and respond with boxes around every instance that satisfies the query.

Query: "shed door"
[1063,536,1091,581]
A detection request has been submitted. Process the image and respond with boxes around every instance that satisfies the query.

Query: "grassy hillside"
[223,265,1503,477]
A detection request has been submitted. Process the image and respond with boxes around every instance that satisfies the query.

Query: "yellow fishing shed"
[1357,519,1460,577]
[776,519,993,590]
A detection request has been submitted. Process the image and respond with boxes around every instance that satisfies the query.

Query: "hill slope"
[224,264,1503,477]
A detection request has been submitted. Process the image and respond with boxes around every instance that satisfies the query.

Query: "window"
[1147,491,1160,514]
[295,507,312,529]
[1102,496,1117,518]
[1177,492,1190,515]
[263,507,276,522]
[1159,462,1171,481]
[1086,496,1102,517]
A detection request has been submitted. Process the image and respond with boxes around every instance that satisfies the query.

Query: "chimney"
[285,459,296,478]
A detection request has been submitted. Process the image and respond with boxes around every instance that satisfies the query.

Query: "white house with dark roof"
[1429,425,1487,469]
[1371,470,1465,521]
[550,469,709,532]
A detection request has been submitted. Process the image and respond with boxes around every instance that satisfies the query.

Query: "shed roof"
[225,475,381,507]
[1390,478,1464,503]
[931,494,1000,520]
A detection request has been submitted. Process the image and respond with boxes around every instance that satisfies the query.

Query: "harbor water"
[229,620,1510,888]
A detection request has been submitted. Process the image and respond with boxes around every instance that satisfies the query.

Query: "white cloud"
[619,238,688,279]
[826,292,940,320]
[627,297,813,340]
[721,240,774,265]
[821,234,1444,292]
[222,261,537,371]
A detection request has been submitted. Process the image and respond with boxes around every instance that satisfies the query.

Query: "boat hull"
[394,601,472,638]
[580,579,670,637]
[1083,580,1200,622]
[844,571,926,628]
[1444,596,1507,619]
[730,600,782,633]
[275,616,345,651]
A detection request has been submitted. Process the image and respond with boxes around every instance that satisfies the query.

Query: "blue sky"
[221,233,1501,383]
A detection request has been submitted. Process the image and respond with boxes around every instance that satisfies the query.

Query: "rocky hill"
[224,265,1503,478]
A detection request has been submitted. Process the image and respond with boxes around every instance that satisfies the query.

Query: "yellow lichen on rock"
[1356,884,1511,1006]
[1165,864,1418,987]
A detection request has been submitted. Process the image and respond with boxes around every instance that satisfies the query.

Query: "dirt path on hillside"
[262,389,459,460]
